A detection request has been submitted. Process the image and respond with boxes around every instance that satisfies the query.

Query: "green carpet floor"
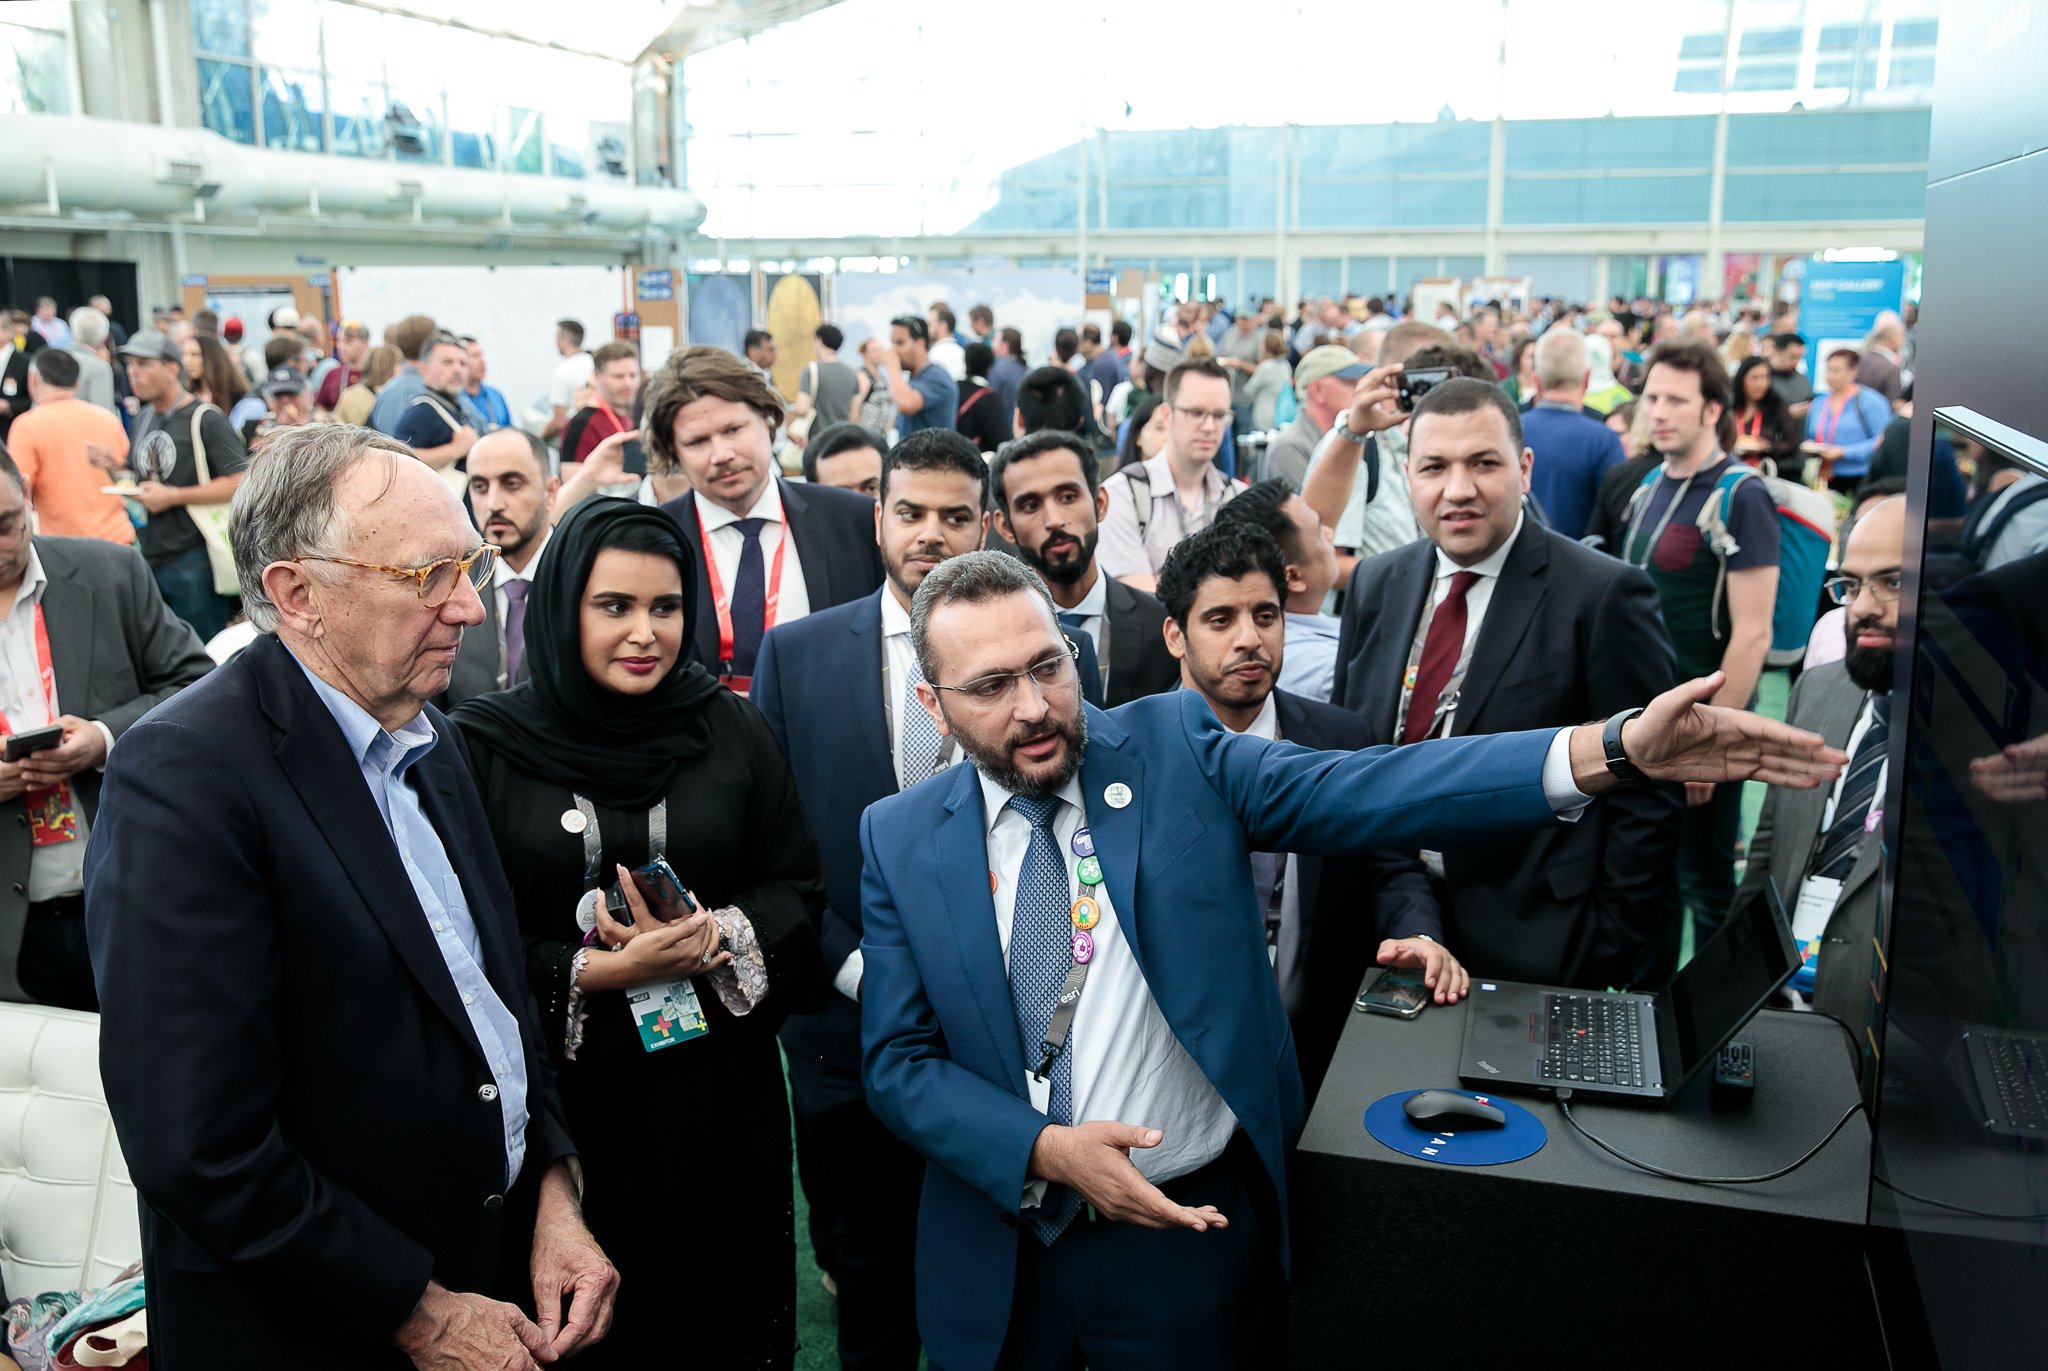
[784,670,1793,1366]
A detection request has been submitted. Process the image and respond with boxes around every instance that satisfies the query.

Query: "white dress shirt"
[696,478,813,636]
[1398,513,1527,741]
[0,549,114,902]
[1820,692,1886,834]
[978,768,1239,1203]
[489,526,550,689]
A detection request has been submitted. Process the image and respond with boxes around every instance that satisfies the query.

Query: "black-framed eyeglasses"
[929,638,1081,708]
[1823,571,1904,606]
[300,543,498,607]
[1171,405,1232,427]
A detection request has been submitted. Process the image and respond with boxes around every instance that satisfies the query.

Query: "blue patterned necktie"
[728,517,768,677]
[1006,792,1084,1244]
[1813,692,1889,880]
[899,645,943,787]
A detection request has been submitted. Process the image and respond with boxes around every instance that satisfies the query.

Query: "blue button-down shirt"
[294,657,530,1186]
[369,364,488,437]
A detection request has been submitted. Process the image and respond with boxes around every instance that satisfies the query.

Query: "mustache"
[1225,652,1273,672]
[1850,616,1892,636]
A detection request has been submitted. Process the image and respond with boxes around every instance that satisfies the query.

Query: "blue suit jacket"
[755,587,1103,1097]
[858,690,1558,1370]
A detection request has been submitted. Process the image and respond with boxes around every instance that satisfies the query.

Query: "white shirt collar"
[979,769,1086,837]
[492,525,550,587]
[696,475,785,533]
[1071,570,1108,620]
[1433,512,1525,582]
[1231,691,1280,741]
[8,546,49,616]
[880,584,913,638]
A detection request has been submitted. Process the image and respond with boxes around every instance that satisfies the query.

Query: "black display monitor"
[1866,406,2048,1365]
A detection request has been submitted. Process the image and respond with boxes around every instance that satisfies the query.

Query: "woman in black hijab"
[455,496,824,1370]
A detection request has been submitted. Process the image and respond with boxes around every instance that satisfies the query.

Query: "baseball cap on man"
[116,332,179,363]
[261,366,308,398]
[1294,343,1369,395]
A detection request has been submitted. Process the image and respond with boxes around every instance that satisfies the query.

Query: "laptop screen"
[1664,883,1797,1077]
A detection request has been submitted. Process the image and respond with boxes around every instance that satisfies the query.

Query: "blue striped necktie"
[1813,692,1889,880]
[1005,792,1084,1244]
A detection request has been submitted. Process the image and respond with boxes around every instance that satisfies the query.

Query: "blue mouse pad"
[1363,1089,1546,1165]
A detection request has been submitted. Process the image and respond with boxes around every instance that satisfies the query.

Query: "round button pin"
[560,808,588,835]
[1070,896,1100,931]
[1071,827,1095,858]
[1076,855,1103,886]
[1103,783,1132,809]
[1071,930,1096,964]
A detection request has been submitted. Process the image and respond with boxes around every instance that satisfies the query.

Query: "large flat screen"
[1867,406,2048,1364]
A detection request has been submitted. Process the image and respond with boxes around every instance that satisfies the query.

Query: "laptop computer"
[1459,880,1797,1105]
[1960,1024,2048,1141]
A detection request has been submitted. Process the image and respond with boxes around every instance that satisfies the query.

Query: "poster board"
[334,265,628,432]
[831,269,1085,362]
[1409,278,1464,327]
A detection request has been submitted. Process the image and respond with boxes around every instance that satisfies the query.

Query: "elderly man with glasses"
[1095,358,1245,592]
[85,426,618,1371]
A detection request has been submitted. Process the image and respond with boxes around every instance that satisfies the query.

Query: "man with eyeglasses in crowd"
[854,547,1843,1371]
[1734,494,1905,1027]
[87,426,619,1370]
[1095,359,1243,592]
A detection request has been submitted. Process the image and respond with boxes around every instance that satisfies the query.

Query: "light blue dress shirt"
[1278,611,1342,704]
[294,657,530,1186]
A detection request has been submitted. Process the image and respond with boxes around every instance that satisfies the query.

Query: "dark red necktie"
[1402,571,1480,745]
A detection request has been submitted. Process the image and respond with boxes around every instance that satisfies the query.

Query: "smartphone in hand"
[630,859,696,921]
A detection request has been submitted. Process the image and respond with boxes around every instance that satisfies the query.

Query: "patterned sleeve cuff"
[705,906,769,1016]
[563,946,593,1062]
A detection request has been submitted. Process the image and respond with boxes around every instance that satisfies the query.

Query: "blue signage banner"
[1085,268,1114,295]
[1800,260,1905,343]
[638,268,675,301]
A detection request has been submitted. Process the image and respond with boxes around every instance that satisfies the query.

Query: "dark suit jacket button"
[9,882,21,895]
[478,1083,499,1102]
[14,813,25,826]
[483,1194,504,1213]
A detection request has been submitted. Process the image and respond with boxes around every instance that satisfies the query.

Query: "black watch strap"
[1603,707,1645,782]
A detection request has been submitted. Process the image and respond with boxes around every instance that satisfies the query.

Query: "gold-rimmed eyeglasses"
[300,543,499,607]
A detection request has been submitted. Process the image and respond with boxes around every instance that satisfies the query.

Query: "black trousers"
[19,893,98,1012]
[788,1056,925,1371]
[1649,780,1745,988]
[990,1133,1284,1371]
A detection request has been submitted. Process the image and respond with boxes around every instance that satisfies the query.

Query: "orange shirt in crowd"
[7,396,135,545]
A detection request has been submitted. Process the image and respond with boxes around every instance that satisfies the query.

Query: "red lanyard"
[0,603,58,737]
[696,504,788,673]
[1817,389,1856,445]
[1740,409,1763,438]
[595,397,627,434]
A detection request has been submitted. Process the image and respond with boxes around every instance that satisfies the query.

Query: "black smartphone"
[630,858,696,919]
[621,437,648,475]
[1396,366,1456,412]
[1354,967,1429,1019]
[4,724,64,762]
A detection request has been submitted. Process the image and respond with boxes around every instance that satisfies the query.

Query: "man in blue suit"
[859,550,1845,1371]
[754,430,1099,1371]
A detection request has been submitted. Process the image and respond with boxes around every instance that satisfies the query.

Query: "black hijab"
[452,496,724,810]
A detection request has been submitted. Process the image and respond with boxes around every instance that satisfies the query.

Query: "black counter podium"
[1289,997,1883,1365]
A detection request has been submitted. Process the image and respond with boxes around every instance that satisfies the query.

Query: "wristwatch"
[1602,707,1645,783]
[1333,415,1363,447]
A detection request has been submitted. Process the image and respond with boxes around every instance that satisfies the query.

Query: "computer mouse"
[1403,1089,1507,1131]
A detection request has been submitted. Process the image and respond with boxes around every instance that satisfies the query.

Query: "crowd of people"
[0,271,2007,1370]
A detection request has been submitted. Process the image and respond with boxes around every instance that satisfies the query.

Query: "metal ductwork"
[0,113,705,235]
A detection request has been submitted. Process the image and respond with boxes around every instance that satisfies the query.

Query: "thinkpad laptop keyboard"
[1540,993,1646,1087]
[1984,1031,2047,1135]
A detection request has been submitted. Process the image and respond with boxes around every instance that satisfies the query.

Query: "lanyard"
[594,397,628,434]
[696,505,788,675]
[1740,409,1763,439]
[1394,574,1481,742]
[1622,464,1703,574]
[570,795,669,886]
[1028,819,1098,1087]
[1816,389,1856,445]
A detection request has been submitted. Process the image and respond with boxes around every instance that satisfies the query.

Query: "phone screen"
[1356,968,1430,1016]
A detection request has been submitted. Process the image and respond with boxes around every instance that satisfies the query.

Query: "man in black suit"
[0,451,213,1010]
[992,429,1181,706]
[750,429,997,1371]
[441,427,560,709]
[85,429,618,1370]
[1334,378,1682,990]
[647,345,882,692]
[1157,520,1448,1095]
[0,309,44,444]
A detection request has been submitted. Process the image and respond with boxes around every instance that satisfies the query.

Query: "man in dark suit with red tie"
[646,346,882,692]
[1333,378,1683,990]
